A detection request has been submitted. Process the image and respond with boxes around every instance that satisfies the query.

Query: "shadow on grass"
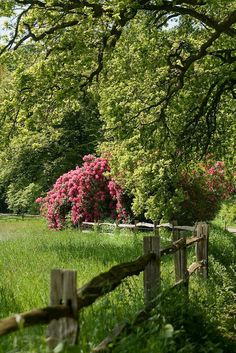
[167,289,236,353]
[109,286,236,353]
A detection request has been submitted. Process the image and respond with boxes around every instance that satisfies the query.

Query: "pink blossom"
[36,155,129,229]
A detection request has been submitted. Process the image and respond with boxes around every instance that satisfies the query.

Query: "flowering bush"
[173,160,235,224]
[36,155,129,229]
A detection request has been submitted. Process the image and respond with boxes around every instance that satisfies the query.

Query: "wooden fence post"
[172,222,182,282]
[47,269,79,350]
[115,219,120,231]
[143,228,161,306]
[196,223,209,278]
[95,220,101,233]
[180,237,188,291]
[78,219,83,231]
[172,222,188,292]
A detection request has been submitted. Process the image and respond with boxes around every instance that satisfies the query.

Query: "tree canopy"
[0,0,235,218]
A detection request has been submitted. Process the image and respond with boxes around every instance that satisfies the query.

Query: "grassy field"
[0,217,235,353]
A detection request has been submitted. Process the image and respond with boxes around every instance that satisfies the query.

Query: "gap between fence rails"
[0,222,209,350]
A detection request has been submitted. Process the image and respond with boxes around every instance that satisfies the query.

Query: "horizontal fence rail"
[81,221,196,232]
[0,306,72,337]
[0,222,209,350]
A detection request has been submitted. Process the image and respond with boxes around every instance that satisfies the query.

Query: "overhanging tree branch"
[123,5,235,143]
[1,0,235,153]
[141,3,236,37]
[22,19,79,42]
[0,5,32,55]
[3,1,235,55]
[15,0,45,7]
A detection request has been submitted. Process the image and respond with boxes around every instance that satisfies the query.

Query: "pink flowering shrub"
[36,155,129,229]
[173,160,235,225]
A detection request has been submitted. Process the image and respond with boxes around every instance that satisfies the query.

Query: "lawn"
[0,218,235,353]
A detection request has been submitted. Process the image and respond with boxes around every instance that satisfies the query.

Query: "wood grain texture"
[47,269,79,349]
[143,236,161,305]
[0,306,73,337]
[196,223,209,278]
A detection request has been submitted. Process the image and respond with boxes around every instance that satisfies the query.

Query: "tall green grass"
[213,198,236,228]
[0,219,235,353]
[0,219,145,352]
[112,224,236,353]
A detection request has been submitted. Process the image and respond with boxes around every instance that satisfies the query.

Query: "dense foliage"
[37,153,234,228]
[105,149,235,223]
[6,182,41,215]
[0,78,101,213]
[36,155,129,229]
[0,0,235,218]
[173,160,235,224]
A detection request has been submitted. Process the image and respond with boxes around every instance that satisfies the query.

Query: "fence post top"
[196,222,209,237]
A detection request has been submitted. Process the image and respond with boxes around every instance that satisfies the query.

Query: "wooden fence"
[0,222,209,351]
[0,213,194,232]
[80,220,196,233]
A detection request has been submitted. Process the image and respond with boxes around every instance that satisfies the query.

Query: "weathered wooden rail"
[0,222,209,351]
[81,220,196,233]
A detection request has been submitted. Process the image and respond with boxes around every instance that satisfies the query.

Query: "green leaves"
[0,1,15,17]
[6,182,41,214]
[0,0,235,215]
